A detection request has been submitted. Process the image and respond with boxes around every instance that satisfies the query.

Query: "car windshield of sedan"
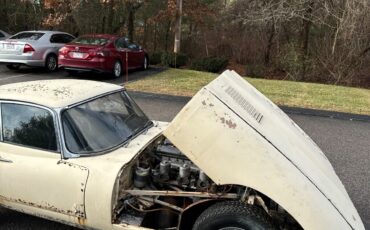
[61,91,152,155]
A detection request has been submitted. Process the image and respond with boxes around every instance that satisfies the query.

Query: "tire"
[113,60,122,78]
[192,201,276,230]
[142,55,149,70]
[45,54,58,71]
[6,64,20,70]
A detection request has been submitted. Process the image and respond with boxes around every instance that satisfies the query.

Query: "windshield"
[61,91,152,155]
[72,37,109,45]
[10,32,44,40]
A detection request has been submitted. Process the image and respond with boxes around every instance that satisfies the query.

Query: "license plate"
[71,52,84,58]
[6,44,15,49]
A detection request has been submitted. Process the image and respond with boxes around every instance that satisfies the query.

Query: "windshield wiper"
[122,121,153,147]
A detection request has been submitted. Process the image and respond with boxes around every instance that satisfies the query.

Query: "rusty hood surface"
[163,70,364,230]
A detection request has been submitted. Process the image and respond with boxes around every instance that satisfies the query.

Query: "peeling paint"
[0,195,84,217]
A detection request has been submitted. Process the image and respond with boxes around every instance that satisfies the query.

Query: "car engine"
[112,137,301,230]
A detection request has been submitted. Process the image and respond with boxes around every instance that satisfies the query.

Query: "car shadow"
[62,66,167,84]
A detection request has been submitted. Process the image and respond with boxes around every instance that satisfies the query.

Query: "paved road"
[0,64,369,229]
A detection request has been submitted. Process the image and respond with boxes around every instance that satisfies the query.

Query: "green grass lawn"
[126,68,370,115]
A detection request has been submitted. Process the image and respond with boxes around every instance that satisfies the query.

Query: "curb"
[129,91,370,122]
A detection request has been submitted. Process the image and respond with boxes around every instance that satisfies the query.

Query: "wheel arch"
[43,50,58,62]
[178,199,219,230]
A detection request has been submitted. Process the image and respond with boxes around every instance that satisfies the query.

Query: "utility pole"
[173,0,183,54]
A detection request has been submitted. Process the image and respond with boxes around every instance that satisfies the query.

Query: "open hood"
[163,70,364,230]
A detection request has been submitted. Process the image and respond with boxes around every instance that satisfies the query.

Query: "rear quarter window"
[10,32,44,40]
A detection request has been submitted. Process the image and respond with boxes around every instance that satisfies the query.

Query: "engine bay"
[112,136,301,229]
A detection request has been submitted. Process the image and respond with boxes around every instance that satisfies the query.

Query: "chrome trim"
[65,89,124,109]
[58,89,151,158]
[0,100,61,154]
[54,107,79,159]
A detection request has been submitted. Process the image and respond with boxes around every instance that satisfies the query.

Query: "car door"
[127,43,144,68]
[0,102,88,220]
[115,37,134,69]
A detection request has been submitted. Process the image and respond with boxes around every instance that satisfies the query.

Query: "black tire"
[142,55,149,70]
[113,60,122,78]
[45,54,58,71]
[6,64,20,70]
[192,201,276,230]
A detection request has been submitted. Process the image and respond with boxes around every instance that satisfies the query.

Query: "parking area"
[0,64,163,86]
[0,64,369,229]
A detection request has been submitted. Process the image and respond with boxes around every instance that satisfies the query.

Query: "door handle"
[0,155,13,163]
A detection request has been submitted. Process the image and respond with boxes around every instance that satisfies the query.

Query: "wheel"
[192,201,276,230]
[113,60,122,78]
[45,54,58,71]
[6,64,20,70]
[143,55,149,70]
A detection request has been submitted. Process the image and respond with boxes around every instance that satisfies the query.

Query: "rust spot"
[0,195,84,217]
[225,119,237,129]
[209,103,214,107]
[202,100,206,106]
[77,217,87,225]
[219,117,237,129]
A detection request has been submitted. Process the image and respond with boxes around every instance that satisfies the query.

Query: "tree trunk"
[173,0,182,53]
[127,8,134,42]
[143,17,148,47]
[300,1,314,80]
[265,20,276,66]
[165,20,171,52]
[153,23,157,51]
[106,0,115,33]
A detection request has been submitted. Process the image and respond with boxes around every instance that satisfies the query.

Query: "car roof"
[79,34,119,39]
[12,31,72,36]
[0,79,123,108]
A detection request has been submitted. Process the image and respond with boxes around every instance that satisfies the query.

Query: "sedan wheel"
[113,61,122,78]
[45,55,58,71]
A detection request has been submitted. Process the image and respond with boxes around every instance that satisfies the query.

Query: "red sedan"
[58,34,148,77]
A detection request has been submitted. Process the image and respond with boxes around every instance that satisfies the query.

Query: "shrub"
[246,64,267,78]
[149,51,162,65]
[190,57,229,73]
[161,52,188,67]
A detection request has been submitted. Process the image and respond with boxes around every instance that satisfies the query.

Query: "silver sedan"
[0,30,75,71]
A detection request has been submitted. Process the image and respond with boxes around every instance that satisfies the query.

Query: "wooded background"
[0,0,369,87]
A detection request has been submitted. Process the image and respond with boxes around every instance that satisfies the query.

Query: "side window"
[50,34,59,43]
[62,34,75,43]
[50,34,72,44]
[127,42,139,50]
[115,38,128,49]
[1,103,57,151]
[0,32,4,38]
